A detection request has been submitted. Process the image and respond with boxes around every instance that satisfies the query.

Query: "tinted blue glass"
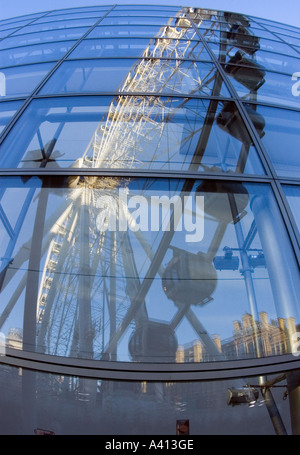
[0,100,23,134]
[245,104,300,178]
[69,38,159,59]
[0,12,44,25]
[283,185,300,235]
[0,41,76,67]
[109,8,181,16]
[0,19,34,31]
[267,23,300,37]
[228,69,300,108]
[0,28,19,39]
[113,5,181,12]
[13,19,96,34]
[100,16,182,26]
[33,12,103,22]
[86,25,209,56]
[0,5,300,437]
[208,37,300,58]
[0,178,299,362]
[222,48,300,74]
[68,37,212,61]
[0,96,114,169]
[0,28,88,49]
[40,59,230,97]
[40,59,135,94]
[275,32,300,47]
[0,62,54,98]
[0,97,264,174]
[46,7,110,15]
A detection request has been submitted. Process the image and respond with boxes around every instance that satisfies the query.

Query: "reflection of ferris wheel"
[33,10,229,361]
[0,9,265,362]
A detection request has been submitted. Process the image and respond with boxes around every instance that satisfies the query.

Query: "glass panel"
[244,104,300,178]
[275,33,300,47]
[0,28,89,49]
[283,185,300,234]
[109,9,181,16]
[0,12,43,26]
[0,97,263,173]
[268,24,300,37]
[225,25,281,42]
[113,5,181,12]
[87,24,176,38]
[84,25,208,58]
[0,28,19,39]
[13,19,97,34]
[227,68,300,108]
[0,100,23,135]
[0,63,54,98]
[69,38,163,59]
[0,19,33,31]
[1,177,298,362]
[208,37,300,58]
[0,41,76,67]
[202,21,281,42]
[46,7,110,15]
[40,59,228,97]
[100,16,184,26]
[33,12,103,23]
[0,365,295,434]
[223,48,300,74]
[69,37,212,61]
[40,59,135,94]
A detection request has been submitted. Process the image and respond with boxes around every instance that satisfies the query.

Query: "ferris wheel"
[0,8,263,363]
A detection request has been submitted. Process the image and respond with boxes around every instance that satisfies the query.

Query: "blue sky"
[0,0,300,28]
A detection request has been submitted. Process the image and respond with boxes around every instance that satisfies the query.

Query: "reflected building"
[0,4,300,435]
[176,312,299,362]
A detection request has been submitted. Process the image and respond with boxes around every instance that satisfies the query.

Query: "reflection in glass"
[224,52,266,92]
[13,19,97,35]
[111,6,181,14]
[0,41,76,67]
[33,12,104,23]
[0,28,19,39]
[209,38,300,59]
[86,24,182,39]
[224,48,300,75]
[70,14,212,62]
[283,185,300,233]
[275,33,300,47]
[0,363,294,434]
[0,177,299,362]
[40,59,228,97]
[0,62,54,98]
[69,37,213,60]
[245,104,300,178]
[0,19,30,30]
[0,100,23,134]
[46,7,110,15]
[230,70,300,108]
[0,96,263,173]
[0,28,89,49]
[100,16,185,26]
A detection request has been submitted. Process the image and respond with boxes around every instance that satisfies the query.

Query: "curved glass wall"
[0,5,299,435]
[0,362,296,435]
[0,176,299,363]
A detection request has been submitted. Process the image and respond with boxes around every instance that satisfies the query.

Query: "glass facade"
[0,5,299,435]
